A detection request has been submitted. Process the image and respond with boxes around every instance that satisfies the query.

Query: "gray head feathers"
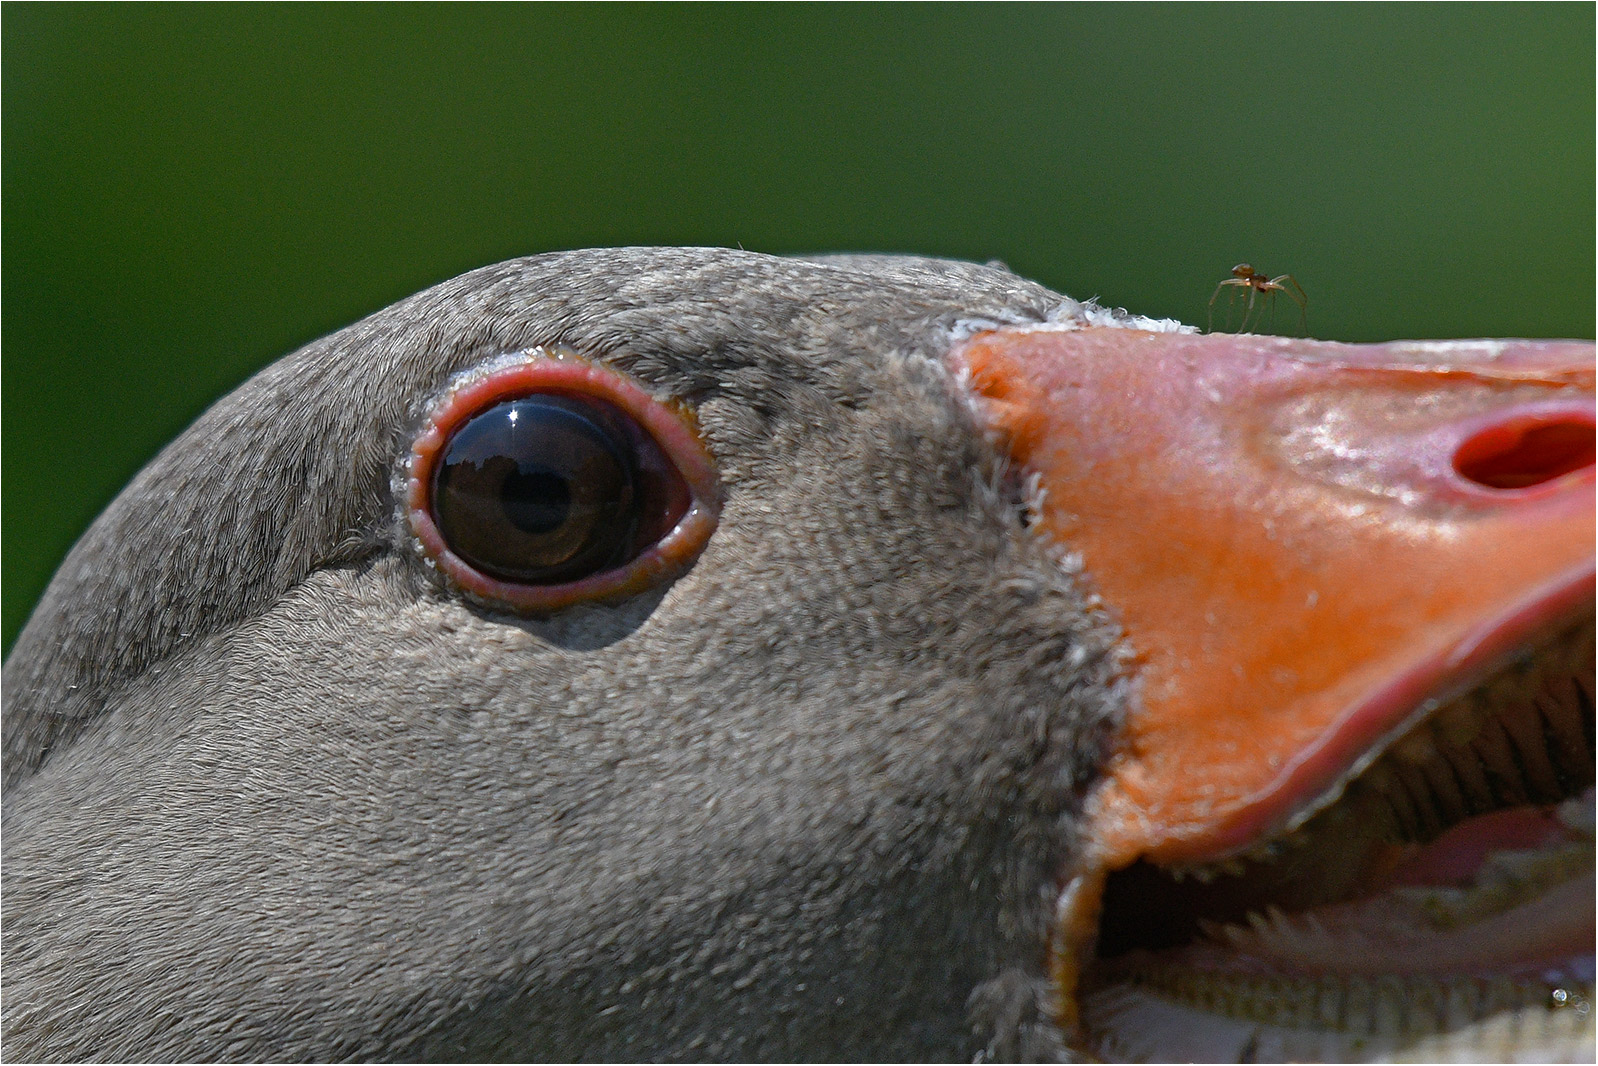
[3,248,1122,1060]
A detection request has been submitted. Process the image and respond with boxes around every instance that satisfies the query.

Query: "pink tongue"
[1383,806,1567,887]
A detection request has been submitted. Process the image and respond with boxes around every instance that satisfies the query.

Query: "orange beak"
[952,326,1594,870]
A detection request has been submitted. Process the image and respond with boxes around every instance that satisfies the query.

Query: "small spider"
[1207,263,1307,335]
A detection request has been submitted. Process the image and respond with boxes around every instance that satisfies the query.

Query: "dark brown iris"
[432,393,646,585]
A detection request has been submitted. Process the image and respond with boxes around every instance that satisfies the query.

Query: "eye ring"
[405,349,720,612]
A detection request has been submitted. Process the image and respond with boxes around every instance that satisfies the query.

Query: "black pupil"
[502,469,571,536]
[432,394,641,584]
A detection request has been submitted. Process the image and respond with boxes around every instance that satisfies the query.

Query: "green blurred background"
[5,4,1593,651]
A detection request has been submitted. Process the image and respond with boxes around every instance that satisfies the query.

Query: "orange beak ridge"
[953,326,1595,870]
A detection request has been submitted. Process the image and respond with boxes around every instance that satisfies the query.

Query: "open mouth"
[949,323,1595,1062]
[1072,623,1594,1062]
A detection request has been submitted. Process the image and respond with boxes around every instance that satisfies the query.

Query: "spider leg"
[1261,280,1291,333]
[1272,274,1309,334]
[1207,278,1244,332]
[1240,283,1261,333]
[1228,283,1247,332]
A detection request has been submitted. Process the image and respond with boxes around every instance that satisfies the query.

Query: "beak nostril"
[1453,417,1596,490]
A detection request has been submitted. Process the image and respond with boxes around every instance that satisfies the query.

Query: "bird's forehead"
[376,247,1066,397]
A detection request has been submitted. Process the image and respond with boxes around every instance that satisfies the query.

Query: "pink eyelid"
[405,352,721,611]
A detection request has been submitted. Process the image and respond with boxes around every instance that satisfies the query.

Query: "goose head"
[3,248,1593,1061]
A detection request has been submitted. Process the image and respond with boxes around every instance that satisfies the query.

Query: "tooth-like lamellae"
[1167,626,1595,882]
[1367,628,1593,837]
[1410,632,1588,819]
[1083,969,1595,1063]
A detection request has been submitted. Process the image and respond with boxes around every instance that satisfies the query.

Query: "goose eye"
[406,353,719,611]
[434,394,645,584]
